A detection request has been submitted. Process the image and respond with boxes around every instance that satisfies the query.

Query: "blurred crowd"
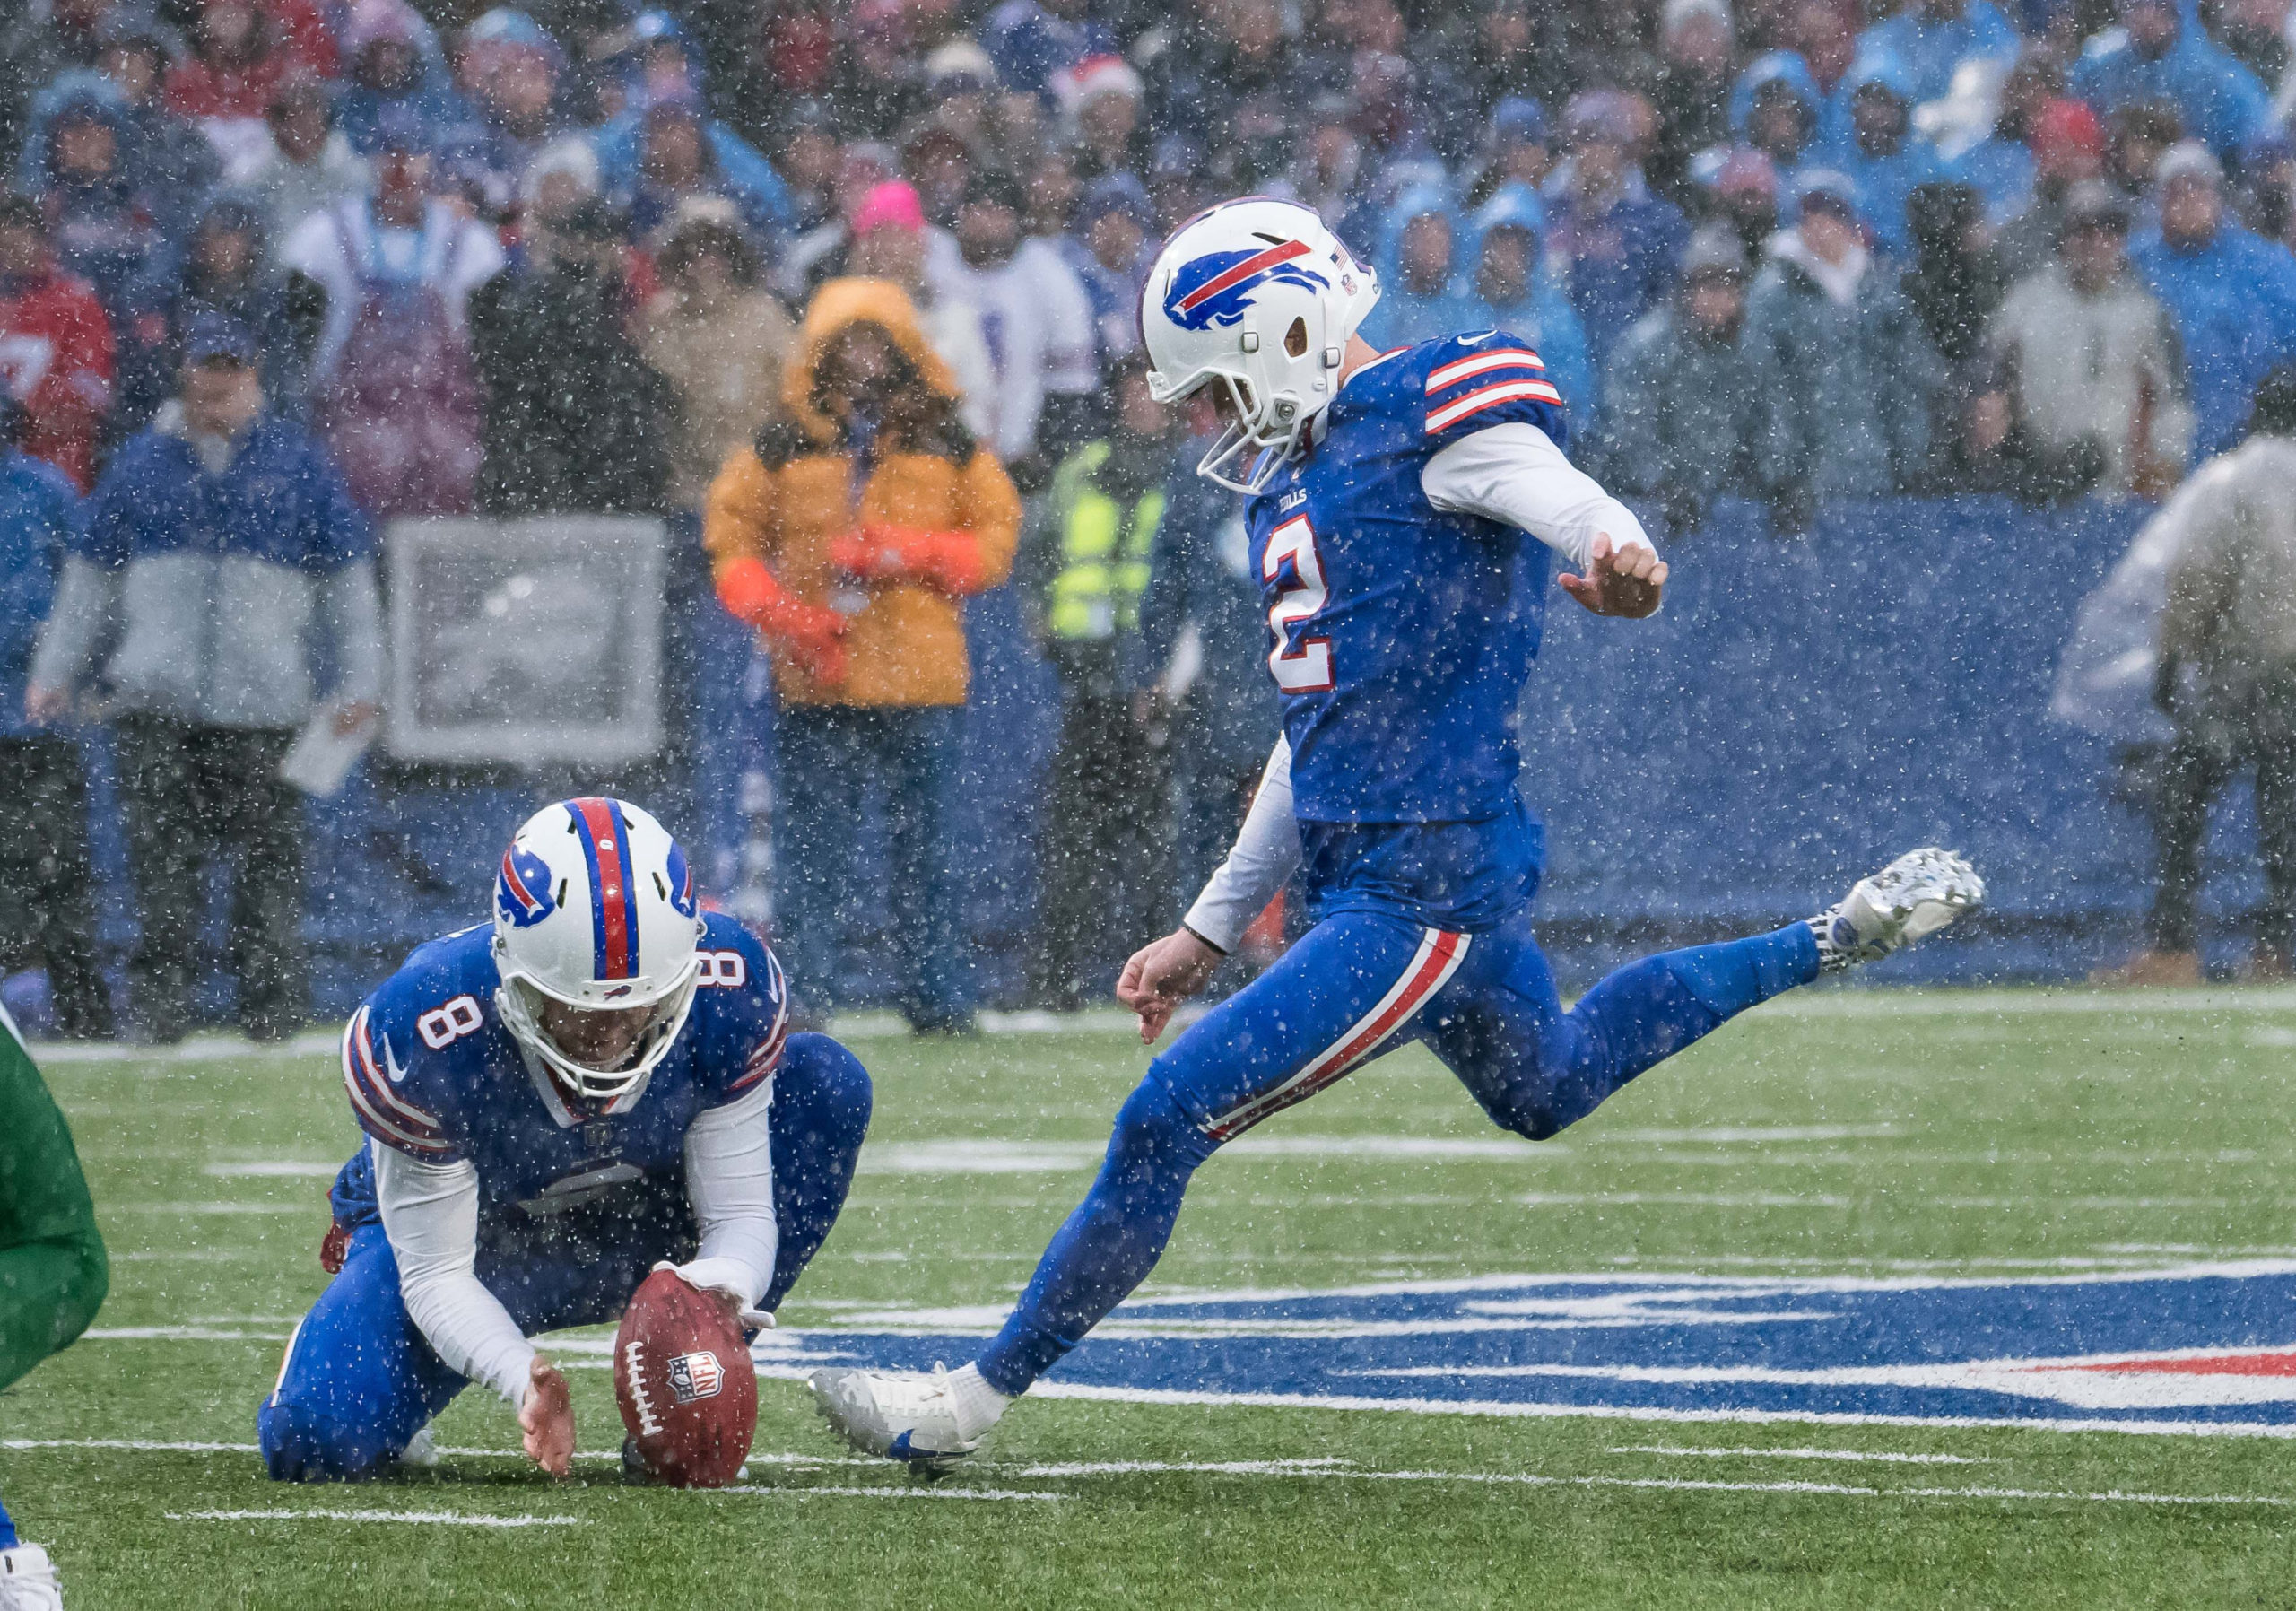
[11,0,2296,1033]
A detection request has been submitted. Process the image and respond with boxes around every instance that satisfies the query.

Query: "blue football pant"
[258,1034,872,1482]
[976,906,1819,1394]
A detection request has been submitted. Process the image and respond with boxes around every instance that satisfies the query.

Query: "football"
[613,1268,758,1487]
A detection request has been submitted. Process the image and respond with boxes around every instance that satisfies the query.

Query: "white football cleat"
[1812,847,1984,971]
[395,1424,439,1469]
[0,1543,62,1611]
[809,1364,1000,1471]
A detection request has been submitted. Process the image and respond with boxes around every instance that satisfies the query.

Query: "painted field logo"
[668,1350,723,1405]
[772,1261,2296,1437]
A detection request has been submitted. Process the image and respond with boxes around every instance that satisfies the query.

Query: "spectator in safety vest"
[705,277,1019,1033]
[1018,354,1173,1010]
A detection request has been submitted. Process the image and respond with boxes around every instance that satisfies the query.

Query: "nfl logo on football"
[668,1350,724,1406]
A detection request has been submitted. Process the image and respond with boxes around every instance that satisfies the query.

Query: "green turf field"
[16,985,2296,1608]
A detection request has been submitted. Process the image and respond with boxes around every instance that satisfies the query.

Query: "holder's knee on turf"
[257,1395,410,1483]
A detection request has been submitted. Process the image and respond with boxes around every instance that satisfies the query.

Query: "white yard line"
[1518,1193,1856,1208]
[723,1484,1067,1502]
[202,1161,341,1178]
[168,1509,581,1527]
[1762,987,2296,1020]
[1605,1126,1898,1144]
[81,1327,291,1341]
[109,1203,313,1215]
[1610,1444,1987,1466]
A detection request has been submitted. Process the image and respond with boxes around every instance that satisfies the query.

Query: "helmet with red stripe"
[491,797,705,1103]
[1141,196,1380,493]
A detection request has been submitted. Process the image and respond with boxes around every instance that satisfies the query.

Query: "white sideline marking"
[170,1509,580,1528]
[2252,1026,2296,1047]
[861,1376,2296,1441]
[17,1437,2291,1508]
[1763,987,2296,1020]
[112,1203,312,1215]
[1014,1459,1354,1477]
[1605,1126,1897,1144]
[0,1435,610,1464]
[34,1031,343,1064]
[859,1135,1562,1175]
[724,1485,1066,1502]
[1612,1444,1987,1466]
[203,1161,340,1178]
[82,1327,291,1341]
[1518,1193,1856,1208]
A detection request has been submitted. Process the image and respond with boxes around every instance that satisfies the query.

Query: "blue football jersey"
[328,911,788,1275]
[1244,332,1569,930]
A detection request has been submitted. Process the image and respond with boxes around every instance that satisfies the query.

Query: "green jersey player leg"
[0,1005,109,1607]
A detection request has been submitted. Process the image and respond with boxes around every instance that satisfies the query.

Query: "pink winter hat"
[850,180,926,237]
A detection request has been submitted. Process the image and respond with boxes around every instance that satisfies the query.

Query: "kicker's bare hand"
[519,1355,574,1477]
[1558,533,1667,619]
[1117,927,1223,1044]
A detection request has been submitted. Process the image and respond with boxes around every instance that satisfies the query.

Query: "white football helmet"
[491,797,704,1103]
[1140,196,1380,493]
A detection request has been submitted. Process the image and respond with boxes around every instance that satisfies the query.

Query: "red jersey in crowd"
[0,265,116,492]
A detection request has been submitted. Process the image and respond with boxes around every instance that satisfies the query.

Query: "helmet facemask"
[495,958,700,1105]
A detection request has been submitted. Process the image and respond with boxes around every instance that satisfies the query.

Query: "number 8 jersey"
[1244,331,1570,929]
[327,911,788,1260]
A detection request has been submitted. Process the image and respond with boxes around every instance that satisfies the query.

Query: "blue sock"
[0,1489,18,1548]
[976,1078,1213,1396]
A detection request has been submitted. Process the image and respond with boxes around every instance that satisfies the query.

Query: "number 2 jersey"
[1244,331,1572,933]
[326,911,789,1289]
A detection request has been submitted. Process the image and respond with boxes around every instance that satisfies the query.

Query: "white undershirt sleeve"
[1181,737,1300,955]
[676,1075,779,1311]
[372,1142,536,1408]
[1421,421,1656,571]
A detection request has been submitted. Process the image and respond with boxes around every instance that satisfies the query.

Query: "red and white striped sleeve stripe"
[1206,928,1471,1142]
[1425,347,1545,392]
[1426,377,1565,433]
[340,1006,454,1157]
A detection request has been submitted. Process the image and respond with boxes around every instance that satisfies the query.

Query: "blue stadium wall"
[19,493,2275,1030]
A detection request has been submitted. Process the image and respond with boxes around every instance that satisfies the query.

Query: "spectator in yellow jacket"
[706,277,1019,1032]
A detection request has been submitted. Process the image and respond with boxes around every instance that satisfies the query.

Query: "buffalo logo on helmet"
[667,1349,725,1405]
[1163,240,1331,333]
[496,842,556,928]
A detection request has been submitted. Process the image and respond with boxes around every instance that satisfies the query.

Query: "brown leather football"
[613,1267,758,1487]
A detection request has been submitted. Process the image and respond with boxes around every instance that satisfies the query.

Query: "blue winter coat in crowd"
[0,448,79,740]
[1727,52,1830,211]
[112,197,313,431]
[1598,300,1765,508]
[31,411,382,729]
[1542,170,1688,370]
[1457,184,1596,422]
[2069,1,2271,159]
[1743,231,1938,496]
[593,101,795,245]
[1363,183,1483,347]
[1819,53,1950,254]
[1953,130,2037,224]
[19,69,216,243]
[23,78,162,316]
[981,0,1116,100]
[1855,0,2022,103]
[336,77,472,160]
[2130,220,2296,455]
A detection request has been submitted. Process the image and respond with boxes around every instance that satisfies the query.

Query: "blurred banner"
[384,515,666,768]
